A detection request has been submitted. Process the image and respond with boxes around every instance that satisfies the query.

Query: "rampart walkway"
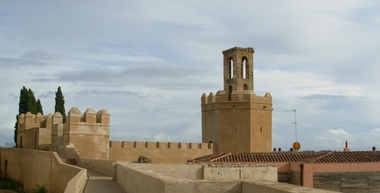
[85,170,126,193]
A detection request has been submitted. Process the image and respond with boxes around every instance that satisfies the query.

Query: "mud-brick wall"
[290,171,301,185]
[313,172,380,192]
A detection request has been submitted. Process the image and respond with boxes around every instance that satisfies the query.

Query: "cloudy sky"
[1,0,380,151]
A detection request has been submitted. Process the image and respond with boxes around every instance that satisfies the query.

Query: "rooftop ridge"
[301,152,332,163]
[210,152,232,162]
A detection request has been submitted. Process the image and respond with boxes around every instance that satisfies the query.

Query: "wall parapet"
[109,141,213,163]
[67,107,110,125]
[109,141,213,150]
[201,90,272,105]
[17,112,64,132]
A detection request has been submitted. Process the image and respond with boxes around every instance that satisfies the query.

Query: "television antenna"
[284,108,300,151]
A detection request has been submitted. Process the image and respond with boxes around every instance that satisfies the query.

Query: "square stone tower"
[201,47,272,153]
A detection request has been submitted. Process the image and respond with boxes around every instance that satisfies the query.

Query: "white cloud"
[153,133,172,142]
[1,1,380,151]
[329,129,351,136]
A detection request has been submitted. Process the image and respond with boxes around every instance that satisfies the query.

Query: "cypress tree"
[14,87,27,143]
[36,99,43,115]
[27,88,37,114]
[19,86,28,114]
[55,86,66,122]
[14,115,18,143]
[14,87,39,143]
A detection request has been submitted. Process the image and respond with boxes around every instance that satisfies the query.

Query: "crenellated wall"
[17,112,62,150]
[109,141,213,163]
[201,90,272,106]
[201,90,272,153]
[17,112,44,132]
[17,107,212,162]
[63,107,110,160]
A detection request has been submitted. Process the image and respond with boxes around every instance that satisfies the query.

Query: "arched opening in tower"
[241,57,248,79]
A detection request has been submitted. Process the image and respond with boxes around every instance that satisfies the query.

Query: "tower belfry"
[223,47,255,100]
[201,47,272,153]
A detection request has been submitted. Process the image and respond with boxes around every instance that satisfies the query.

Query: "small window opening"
[260,127,263,133]
[234,127,237,132]
[243,84,248,90]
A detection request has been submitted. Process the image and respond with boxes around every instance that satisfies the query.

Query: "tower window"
[242,57,248,79]
[260,127,263,133]
[243,84,248,90]
[229,57,233,79]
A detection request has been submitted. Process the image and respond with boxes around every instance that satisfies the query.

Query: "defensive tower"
[201,46,273,153]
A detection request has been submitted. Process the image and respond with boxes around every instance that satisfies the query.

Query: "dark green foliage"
[0,177,24,193]
[27,88,37,115]
[18,86,28,114]
[55,86,66,123]
[14,87,28,143]
[14,115,18,143]
[33,185,48,193]
[0,178,47,193]
[14,87,42,143]
[36,99,43,115]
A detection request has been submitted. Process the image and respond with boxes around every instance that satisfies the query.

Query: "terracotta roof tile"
[310,151,380,163]
[189,151,380,164]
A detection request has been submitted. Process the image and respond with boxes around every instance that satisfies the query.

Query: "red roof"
[188,151,380,164]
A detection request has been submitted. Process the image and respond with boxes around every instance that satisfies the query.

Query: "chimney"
[343,140,350,152]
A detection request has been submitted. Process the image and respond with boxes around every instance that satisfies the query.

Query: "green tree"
[55,86,66,122]
[36,99,43,115]
[14,87,27,143]
[27,88,37,114]
[14,87,41,143]
[18,86,29,114]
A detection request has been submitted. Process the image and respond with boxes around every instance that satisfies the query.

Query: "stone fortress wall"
[16,107,212,163]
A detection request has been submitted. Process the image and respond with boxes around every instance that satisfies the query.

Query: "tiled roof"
[188,151,380,164]
[308,151,380,163]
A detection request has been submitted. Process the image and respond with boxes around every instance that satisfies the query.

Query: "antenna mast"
[284,108,299,150]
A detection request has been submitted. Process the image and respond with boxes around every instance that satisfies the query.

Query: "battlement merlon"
[18,112,44,131]
[67,107,110,125]
[201,90,272,105]
[52,112,63,124]
[83,108,97,124]
[222,46,255,54]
